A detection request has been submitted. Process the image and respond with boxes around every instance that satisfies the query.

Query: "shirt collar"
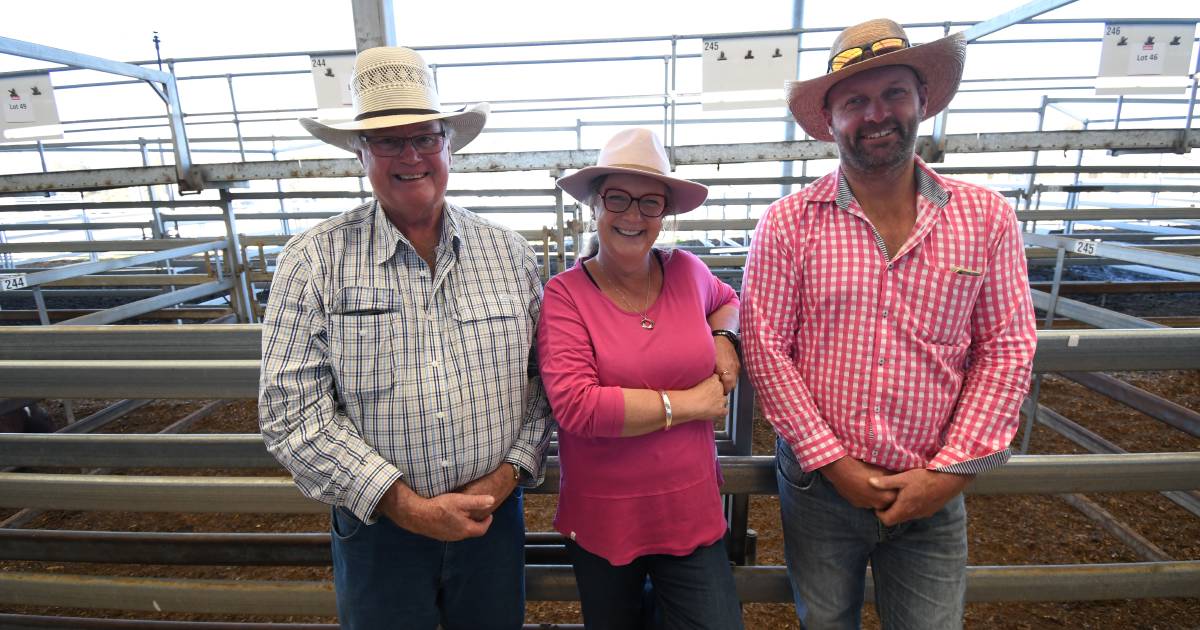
[833,157,951,211]
[371,200,463,266]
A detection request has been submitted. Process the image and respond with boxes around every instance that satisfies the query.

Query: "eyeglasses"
[601,188,669,218]
[828,37,909,73]
[359,132,447,157]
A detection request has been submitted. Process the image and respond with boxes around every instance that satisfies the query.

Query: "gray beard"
[836,117,919,173]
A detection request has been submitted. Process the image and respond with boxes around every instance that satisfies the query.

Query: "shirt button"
[887,264,894,271]
[874,406,881,413]
[430,360,440,369]
[881,310,888,318]
[879,358,886,366]
[435,412,446,419]
[440,459,450,467]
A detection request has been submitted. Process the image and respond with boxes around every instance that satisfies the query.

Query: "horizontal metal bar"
[1,328,1196,396]
[0,359,261,398]
[0,561,1197,612]
[2,129,1197,193]
[0,615,340,630]
[1031,290,1165,331]
[1060,371,1200,438]
[14,241,226,289]
[58,279,236,326]
[0,238,225,254]
[0,325,261,360]
[1024,233,1200,276]
[0,37,169,83]
[0,453,1196,511]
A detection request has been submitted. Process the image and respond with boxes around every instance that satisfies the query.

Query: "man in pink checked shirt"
[741,18,1037,630]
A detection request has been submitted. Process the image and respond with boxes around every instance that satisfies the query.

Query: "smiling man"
[741,19,1037,629]
[258,47,552,630]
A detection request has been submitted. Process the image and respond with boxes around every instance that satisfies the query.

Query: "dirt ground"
[1,367,1198,628]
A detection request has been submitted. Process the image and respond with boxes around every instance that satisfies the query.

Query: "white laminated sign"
[701,35,798,111]
[0,73,62,142]
[1097,21,1197,95]
[309,54,357,117]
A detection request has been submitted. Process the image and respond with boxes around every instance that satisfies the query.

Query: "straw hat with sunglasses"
[786,18,966,142]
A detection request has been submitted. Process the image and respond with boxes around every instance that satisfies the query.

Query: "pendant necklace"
[594,259,655,330]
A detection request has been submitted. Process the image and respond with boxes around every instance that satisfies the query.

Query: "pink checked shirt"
[742,159,1037,475]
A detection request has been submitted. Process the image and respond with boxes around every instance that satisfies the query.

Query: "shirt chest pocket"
[329,287,404,395]
[451,294,529,379]
[905,251,985,346]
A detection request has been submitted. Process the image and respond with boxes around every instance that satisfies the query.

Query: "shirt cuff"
[930,445,1011,475]
[506,447,545,488]
[790,426,849,473]
[345,456,404,525]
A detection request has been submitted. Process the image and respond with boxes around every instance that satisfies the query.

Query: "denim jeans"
[565,538,745,630]
[776,438,967,630]
[330,488,525,630]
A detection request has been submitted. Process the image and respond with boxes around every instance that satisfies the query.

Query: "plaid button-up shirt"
[259,200,553,522]
[742,160,1036,475]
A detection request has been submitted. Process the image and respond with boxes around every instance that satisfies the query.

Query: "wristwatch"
[712,328,740,352]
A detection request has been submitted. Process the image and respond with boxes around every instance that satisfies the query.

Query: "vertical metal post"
[1024,96,1048,211]
[218,189,255,323]
[35,140,48,174]
[575,119,583,150]
[1114,95,1124,130]
[80,207,97,263]
[1179,47,1199,152]
[662,57,671,165]
[1064,120,1089,234]
[1020,376,1043,454]
[226,75,247,162]
[31,286,50,326]
[1044,246,1067,330]
[553,185,565,275]
[272,142,291,234]
[139,139,166,240]
[668,37,679,155]
[780,1,804,199]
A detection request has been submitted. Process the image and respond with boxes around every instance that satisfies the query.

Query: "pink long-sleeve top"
[537,249,739,565]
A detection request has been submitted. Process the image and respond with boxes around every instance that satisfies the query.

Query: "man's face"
[822,65,928,174]
[357,120,450,222]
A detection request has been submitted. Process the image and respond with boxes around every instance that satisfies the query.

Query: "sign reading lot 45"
[0,274,28,291]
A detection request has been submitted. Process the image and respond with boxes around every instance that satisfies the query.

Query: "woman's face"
[594,173,669,266]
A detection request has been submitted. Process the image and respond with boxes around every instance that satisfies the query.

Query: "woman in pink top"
[538,128,744,629]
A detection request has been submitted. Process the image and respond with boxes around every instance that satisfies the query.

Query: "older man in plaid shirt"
[259,47,552,630]
[742,19,1037,629]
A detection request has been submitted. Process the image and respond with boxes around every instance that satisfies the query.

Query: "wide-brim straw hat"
[299,46,488,154]
[557,128,708,214]
[787,19,966,142]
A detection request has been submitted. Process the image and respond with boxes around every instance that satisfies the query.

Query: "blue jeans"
[776,438,967,630]
[330,488,525,630]
[565,538,745,630]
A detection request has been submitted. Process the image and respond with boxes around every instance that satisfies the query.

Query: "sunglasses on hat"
[828,37,909,73]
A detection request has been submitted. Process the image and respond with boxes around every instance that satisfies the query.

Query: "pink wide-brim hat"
[787,18,966,142]
[299,46,488,154]
[557,128,709,214]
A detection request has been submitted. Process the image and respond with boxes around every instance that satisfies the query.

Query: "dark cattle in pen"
[0,399,53,433]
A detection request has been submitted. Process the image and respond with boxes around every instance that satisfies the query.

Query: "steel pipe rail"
[1024,233,1200,277]
[2,129,1198,193]
[1031,290,1165,331]
[1,328,1197,397]
[0,325,261,360]
[0,562,1197,612]
[0,360,261,398]
[0,453,1197,512]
